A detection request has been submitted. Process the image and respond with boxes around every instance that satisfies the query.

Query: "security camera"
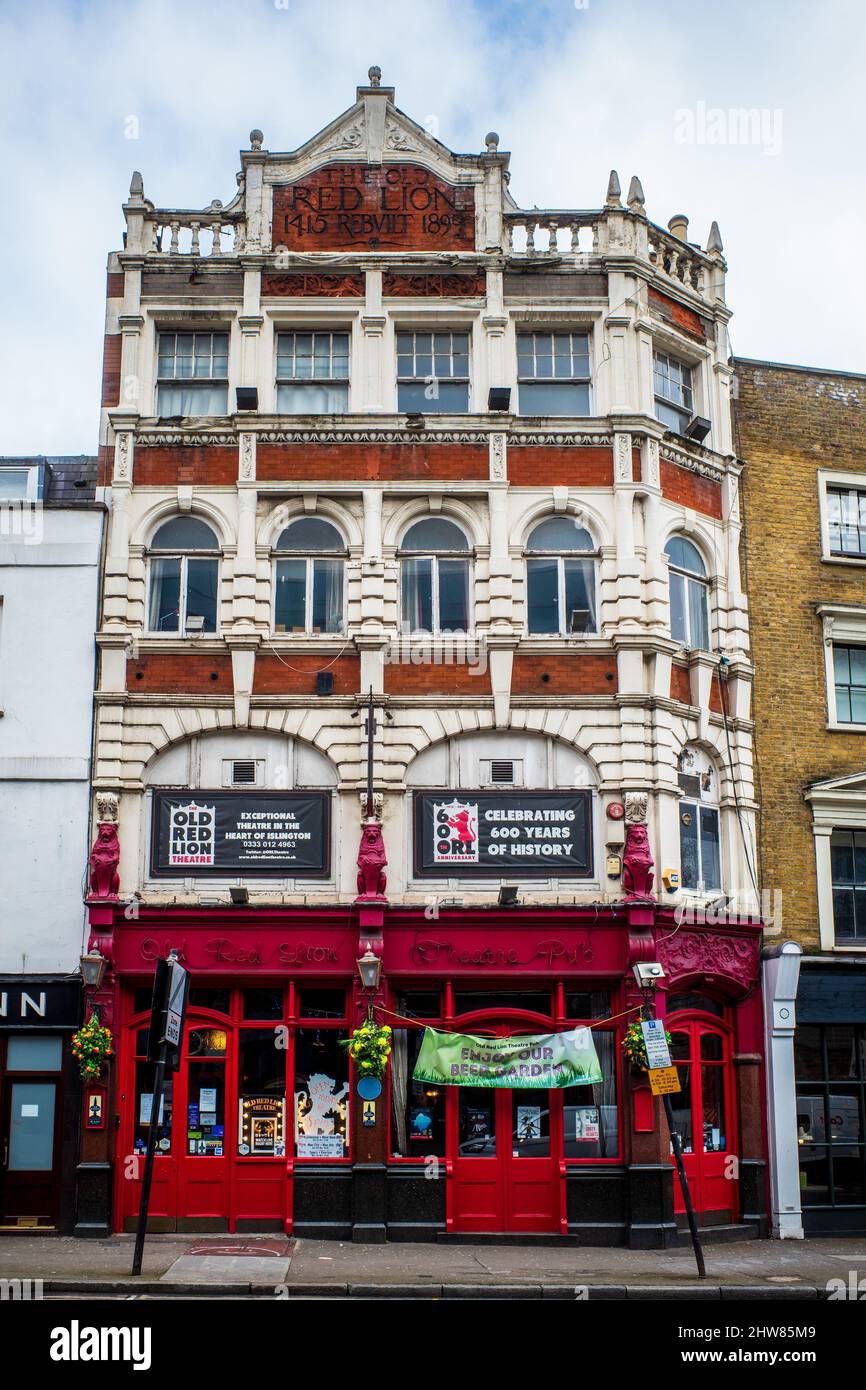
[632,962,666,988]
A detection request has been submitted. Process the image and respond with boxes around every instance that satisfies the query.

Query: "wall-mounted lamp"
[230,886,249,906]
[79,948,107,991]
[356,945,382,993]
[498,884,519,908]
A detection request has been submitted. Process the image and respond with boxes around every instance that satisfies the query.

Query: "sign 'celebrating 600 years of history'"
[414,791,593,878]
[272,163,476,251]
[151,791,329,877]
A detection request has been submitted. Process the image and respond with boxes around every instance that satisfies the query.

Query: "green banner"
[412,1026,603,1089]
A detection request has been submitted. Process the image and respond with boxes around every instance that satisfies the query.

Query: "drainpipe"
[762,941,804,1238]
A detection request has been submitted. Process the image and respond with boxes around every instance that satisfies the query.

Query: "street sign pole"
[643,992,706,1279]
[132,950,188,1277]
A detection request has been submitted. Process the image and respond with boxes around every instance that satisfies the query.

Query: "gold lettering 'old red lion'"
[272,163,476,251]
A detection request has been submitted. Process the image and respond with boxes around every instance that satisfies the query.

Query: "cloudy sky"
[1,0,863,454]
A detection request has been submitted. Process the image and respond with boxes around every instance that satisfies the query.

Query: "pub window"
[133,1027,173,1155]
[273,517,346,635]
[276,331,349,414]
[563,1032,619,1159]
[827,485,866,558]
[832,645,866,725]
[525,516,598,636]
[242,987,285,1020]
[665,536,710,651]
[237,1029,286,1157]
[299,988,347,1019]
[399,517,471,634]
[391,1028,447,1158]
[395,990,441,1020]
[678,745,721,893]
[653,348,694,435]
[795,1023,866,1209]
[830,830,866,942]
[517,331,591,416]
[453,989,552,1016]
[157,331,228,417]
[564,990,613,1020]
[188,987,231,1014]
[294,1030,349,1158]
[396,330,469,413]
[147,516,220,636]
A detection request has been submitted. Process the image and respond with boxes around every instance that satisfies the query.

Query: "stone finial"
[368,65,382,87]
[485,131,500,152]
[249,129,264,150]
[606,170,622,207]
[627,175,645,212]
[707,220,724,256]
[668,213,689,241]
[128,170,144,200]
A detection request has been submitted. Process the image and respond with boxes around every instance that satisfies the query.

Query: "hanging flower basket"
[622,1019,673,1072]
[71,1014,113,1080]
[341,1017,392,1080]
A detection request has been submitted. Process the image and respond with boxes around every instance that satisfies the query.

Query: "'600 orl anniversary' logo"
[433,799,479,864]
[168,801,215,866]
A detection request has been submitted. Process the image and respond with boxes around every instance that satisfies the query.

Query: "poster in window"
[410,1107,434,1141]
[574,1106,600,1142]
[414,791,592,877]
[152,791,330,877]
[238,1097,286,1157]
[516,1105,542,1141]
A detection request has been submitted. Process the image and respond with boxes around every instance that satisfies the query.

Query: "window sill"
[826,721,866,733]
[821,554,866,568]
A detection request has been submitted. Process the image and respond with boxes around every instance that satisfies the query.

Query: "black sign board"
[413,790,593,878]
[0,977,82,1030]
[151,791,330,878]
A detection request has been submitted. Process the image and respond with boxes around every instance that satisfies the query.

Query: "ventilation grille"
[490,759,516,784]
[231,759,257,785]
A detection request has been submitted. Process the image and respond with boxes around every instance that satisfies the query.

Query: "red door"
[667,1015,738,1225]
[118,1011,231,1231]
[450,1017,561,1234]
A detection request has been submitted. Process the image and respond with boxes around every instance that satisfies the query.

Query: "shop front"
[0,976,82,1231]
[88,902,768,1243]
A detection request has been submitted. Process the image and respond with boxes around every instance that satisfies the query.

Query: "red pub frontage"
[80,899,767,1245]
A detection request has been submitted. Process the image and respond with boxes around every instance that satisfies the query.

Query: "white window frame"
[0,466,40,502]
[653,347,695,434]
[524,552,599,637]
[807,775,866,952]
[516,329,592,417]
[275,329,351,415]
[146,551,221,638]
[155,327,230,418]
[399,550,474,635]
[395,327,471,414]
[818,469,866,566]
[818,604,866,730]
[665,540,712,652]
[271,554,346,636]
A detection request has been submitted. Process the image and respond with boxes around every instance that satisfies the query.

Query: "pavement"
[1,1232,865,1298]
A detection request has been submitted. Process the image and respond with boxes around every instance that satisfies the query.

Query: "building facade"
[82,72,767,1243]
[737,358,866,1235]
[0,455,103,1231]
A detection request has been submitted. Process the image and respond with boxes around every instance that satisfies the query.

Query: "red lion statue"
[89,823,120,900]
[623,822,654,900]
[356,821,387,899]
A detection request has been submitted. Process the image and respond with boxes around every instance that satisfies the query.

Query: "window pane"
[564,558,597,633]
[299,989,346,1019]
[8,1084,55,1170]
[527,517,594,552]
[274,558,307,632]
[826,1027,859,1080]
[185,558,218,634]
[311,558,343,633]
[701,1064,727,1151]
[564,991,612,1020]
[680,804,699,890]
[562,1035,619,1158]
[0,470,30,499]
[794,1025,823,1080]
[402,518,469,552]
[656,397,688,434]
[187,1061,225,1156]
[527,558,559,634]
[850,647,866,683]
[276,382,348,414]
[402,556,433,632]
[398,380,469,413]
[6,1036,63,1071]
[669,1063,693,1152]
[833,888,856,940]
[833,646,851,682]
[238,1029,286,1157]
[518,382,589,416]
[390,1029,446,1157]
[134,1062,173,1154]
[669,572,687,644]
[276,518,344,552]
[395,991,441,1020]
[437,558,469,632]
[157,384,227,417]
[699,807,721,890]
[294,1031,349,1158]
[831,832,855,883]
[687,578,710,650]
[512,1089,551,1157]
[458,1088,496,1156]
[454,990,551,1014]
[148,556,181,632]
[243,988,284,1020]
[151,517,218,550]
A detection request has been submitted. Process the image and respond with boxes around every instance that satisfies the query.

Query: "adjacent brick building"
[736,357,866,1234]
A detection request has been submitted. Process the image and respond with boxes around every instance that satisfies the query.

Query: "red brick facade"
[511,653,617,695]
[659,458,723,519]
[256,441,488,483]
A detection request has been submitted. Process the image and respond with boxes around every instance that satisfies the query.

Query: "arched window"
[525,517,597,635]
[665,536,710,650]
[400,518,471,634]
[677,745,721,892]
[147,517,219,635]
[274,518,346,634]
